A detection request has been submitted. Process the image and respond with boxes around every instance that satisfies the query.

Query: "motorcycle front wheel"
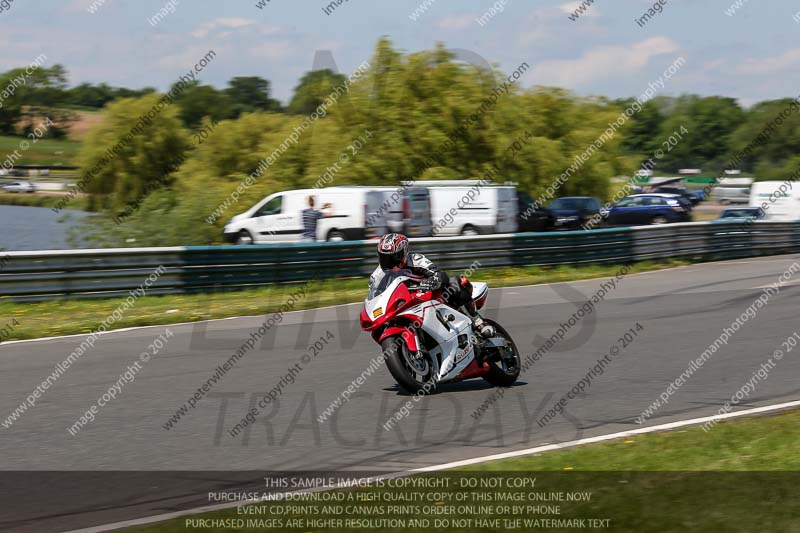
[382,336,437,394]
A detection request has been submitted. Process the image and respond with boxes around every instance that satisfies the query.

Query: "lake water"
[0,205,93,251]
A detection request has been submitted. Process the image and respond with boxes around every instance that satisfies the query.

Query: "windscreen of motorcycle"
[368,268,415,299]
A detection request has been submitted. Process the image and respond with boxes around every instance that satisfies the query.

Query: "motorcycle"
[359,268,521,393]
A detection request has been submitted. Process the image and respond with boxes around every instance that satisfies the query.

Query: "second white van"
[420,181,518,236]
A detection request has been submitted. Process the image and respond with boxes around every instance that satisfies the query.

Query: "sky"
[1,0,799,106]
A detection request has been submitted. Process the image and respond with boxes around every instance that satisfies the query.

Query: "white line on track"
[66,398,800,533]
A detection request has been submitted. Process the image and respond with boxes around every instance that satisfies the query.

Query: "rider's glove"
[420,276,442,292]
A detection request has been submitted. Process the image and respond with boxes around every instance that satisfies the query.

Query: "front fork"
[407,323,441,383]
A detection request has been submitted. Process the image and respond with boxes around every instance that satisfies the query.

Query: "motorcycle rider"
[370,233,495,338]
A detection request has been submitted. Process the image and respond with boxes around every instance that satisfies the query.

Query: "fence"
[0,221,798,301]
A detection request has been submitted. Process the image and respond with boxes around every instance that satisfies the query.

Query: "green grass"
[0,260,686,341]
[469,408,800,472]
[692,211,720,222]
[0,134,81,166]
[127,409,800,533]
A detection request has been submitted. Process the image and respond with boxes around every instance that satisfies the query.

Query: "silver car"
[1,180,36,193]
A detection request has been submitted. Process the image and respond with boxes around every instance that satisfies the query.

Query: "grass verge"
[0,134,81,166]
[0,260,686,341]
[468,407,800,471]
[0,191,89,210]
[128,408,800,532]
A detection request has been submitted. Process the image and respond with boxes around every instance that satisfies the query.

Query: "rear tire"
[461,225,480,236]
[327,230,345,242]
[382,337,437,394]
[650,215,668,225]
[481,319,521,387]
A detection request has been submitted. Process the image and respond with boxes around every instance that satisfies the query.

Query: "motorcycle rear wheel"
[481,319,521,387]
[382,336,437,394]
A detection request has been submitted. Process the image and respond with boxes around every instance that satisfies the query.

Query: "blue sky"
[1,0,798,106]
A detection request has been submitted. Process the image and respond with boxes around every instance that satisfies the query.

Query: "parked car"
[0,180,35,193]
[418,180,518,236]
[547,197,602,230]
[604,193,691,226]
[712,207,765,223]
[517,190,554,232]
[650,186,700,207]
[223,186,432,244]
[712,186,750,205]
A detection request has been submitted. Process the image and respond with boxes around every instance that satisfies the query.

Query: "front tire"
[382,337,437,394]
[481,319,521,387]
[650,215,668,225]
[236,230,254,245]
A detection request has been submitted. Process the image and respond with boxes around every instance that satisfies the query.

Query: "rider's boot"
[472,315,495,338]
[463,299,495,339]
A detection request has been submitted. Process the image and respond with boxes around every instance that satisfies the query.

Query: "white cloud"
[559,1,598,17]
[532,37,679,87]
[437,14,474,30]
[734,48,800,76]
[191,18,256,38]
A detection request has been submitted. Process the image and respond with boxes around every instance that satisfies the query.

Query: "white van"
[363,186,433,239]
[223,186,432,244]
[750,181,800,221]
[419,180,518,236]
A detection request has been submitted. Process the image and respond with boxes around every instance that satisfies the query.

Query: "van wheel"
[236,230,254,245]
[327,230,345,242]
[461,225,480,236]
[719,199,730,206]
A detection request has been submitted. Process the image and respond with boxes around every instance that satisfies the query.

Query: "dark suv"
[547,197,602,230]
[517,190,555,232]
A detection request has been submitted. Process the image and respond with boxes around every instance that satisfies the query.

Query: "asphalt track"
[2,255,800,532]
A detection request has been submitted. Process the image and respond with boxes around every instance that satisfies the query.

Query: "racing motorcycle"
[360,268,520,393]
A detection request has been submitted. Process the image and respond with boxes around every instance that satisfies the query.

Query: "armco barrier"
[0,221,798,301]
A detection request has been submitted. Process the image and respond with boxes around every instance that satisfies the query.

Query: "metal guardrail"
[1,221,798,301]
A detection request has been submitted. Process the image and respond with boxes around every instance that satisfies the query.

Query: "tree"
[75,94,191,212]
[68,82,115,108]
[656,95,744,172]
[0,64,72,136]
[492,87,632,202]
[288,69,346,115]
[0,69,25,135]
[171,80,232,128]
[67,83,155,108]
[619,98,665,156]
[225,76,281,117]
[728,99,800,173]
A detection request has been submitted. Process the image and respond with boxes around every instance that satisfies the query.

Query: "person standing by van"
[302,195,333,241]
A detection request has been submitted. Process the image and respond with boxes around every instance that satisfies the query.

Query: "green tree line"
[2,38,794,246]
